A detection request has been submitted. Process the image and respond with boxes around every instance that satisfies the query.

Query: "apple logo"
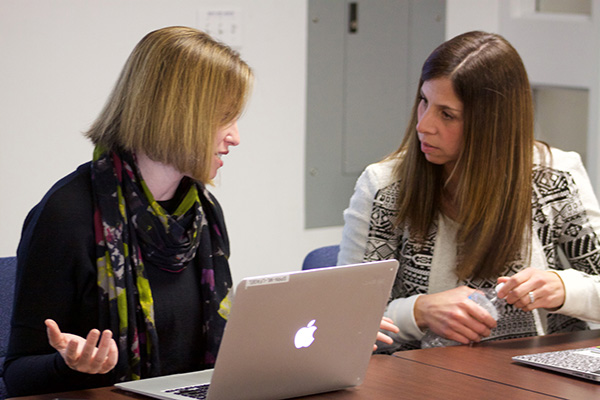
[294,319,317,349]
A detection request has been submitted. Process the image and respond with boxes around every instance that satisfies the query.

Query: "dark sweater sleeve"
[3,163,117,396]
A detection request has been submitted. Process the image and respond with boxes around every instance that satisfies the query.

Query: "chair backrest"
[302,245,340,270]
[0,256,17,400]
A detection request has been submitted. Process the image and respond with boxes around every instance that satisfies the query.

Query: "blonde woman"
[340,31,600,352]
[5,26,253,396]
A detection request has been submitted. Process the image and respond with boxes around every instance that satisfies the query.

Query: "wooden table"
[7,354,554,400]
[9,331,600,400]
[394,329,600,399]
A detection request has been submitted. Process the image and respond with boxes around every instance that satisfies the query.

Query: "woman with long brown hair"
[339,31,600,351]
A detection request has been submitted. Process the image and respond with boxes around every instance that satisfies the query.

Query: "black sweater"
[4,163,225,396]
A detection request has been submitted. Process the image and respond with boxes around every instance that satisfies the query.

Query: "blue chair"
[302,245,340,270]
[0,256,17,400]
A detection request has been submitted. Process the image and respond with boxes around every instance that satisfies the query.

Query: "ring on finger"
[528,291,535,304]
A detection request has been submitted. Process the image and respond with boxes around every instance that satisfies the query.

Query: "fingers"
[417,287,497,345]
[497,268,566,311]
[373,331,394,352]
[440,307,491,344]
[514,290,538,312]
[45,319,65,350]
[373,317,399,351]
[497,268,536,305]
[103,334,119,373]
[74,329,102,370]
[467,294,497,330]
[64,335,84,368]
[75,329,118,374]
[376,331,394,345]
[87,330,118,374]
[45,320,118,375]
[380,317,399,334]
[462,317,492,342]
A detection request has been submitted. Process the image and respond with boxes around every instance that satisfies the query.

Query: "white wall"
[498,0,600,197]
[446,0,499,37]
[446,0,600,196]
[0,0,343,284]
[4,1,597,285]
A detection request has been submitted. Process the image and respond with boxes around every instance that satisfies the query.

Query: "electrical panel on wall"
[197,7,243,51]
[305,0,445,228]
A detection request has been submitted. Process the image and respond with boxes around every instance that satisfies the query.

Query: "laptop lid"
[512,346,600,382]
[116,259,399,400]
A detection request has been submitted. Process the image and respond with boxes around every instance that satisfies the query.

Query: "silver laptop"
[116,259,399,399]
[512,346,600,382]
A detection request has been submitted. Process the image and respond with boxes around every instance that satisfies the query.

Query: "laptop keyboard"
[165,384,210,399]
[516,348,600,373]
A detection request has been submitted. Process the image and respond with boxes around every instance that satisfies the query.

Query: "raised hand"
[45,319,118,374]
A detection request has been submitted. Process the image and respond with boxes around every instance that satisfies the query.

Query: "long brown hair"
[391,31,534,280]
[86,26,253,184]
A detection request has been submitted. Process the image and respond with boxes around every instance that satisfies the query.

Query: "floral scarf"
[91,147,232,381]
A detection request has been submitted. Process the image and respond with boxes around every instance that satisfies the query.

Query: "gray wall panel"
[306,0,445,228]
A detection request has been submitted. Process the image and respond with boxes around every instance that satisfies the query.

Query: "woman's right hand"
[414,286,497,344]
[45,319,118,374]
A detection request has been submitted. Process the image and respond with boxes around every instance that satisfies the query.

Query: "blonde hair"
[86,26,253,183]
[391,31,534,280]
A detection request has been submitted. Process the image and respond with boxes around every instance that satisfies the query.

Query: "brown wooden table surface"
[8,354,557,400]
[301,353,556,400]
[394,329,600,399]
[10,331,600,399]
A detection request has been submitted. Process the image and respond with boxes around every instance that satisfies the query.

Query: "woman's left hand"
[497,267,565,312]
[45,319,119,374]
[374,316,399,351]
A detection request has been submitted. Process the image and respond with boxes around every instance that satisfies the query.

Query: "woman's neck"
[441,166,460,220]
[136,152,184,201]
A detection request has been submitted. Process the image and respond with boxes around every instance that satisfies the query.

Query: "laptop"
[512,346,600,382]
[116,259,399,399]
